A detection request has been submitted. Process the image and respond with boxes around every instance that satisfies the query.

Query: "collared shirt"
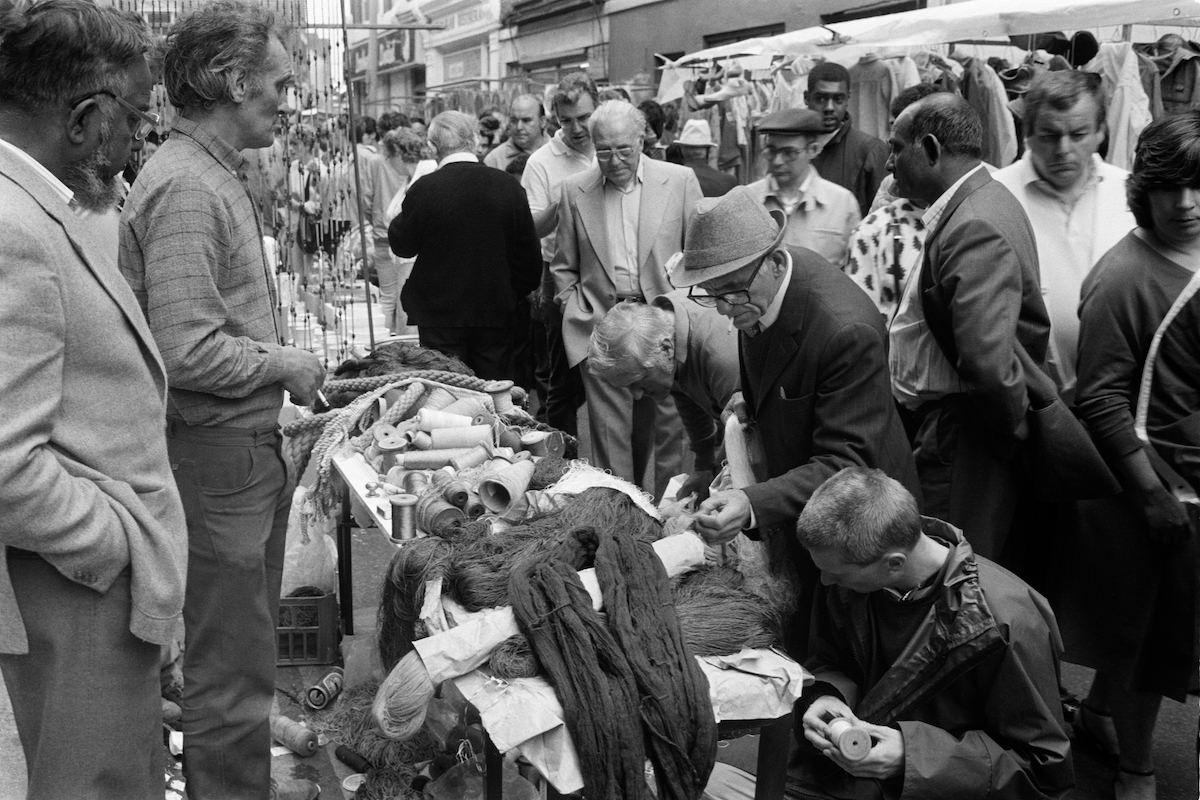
[438,151,479,168]
[887,166,984,408]
[993,153,1133,394]
[522,131,596,262]
[483,136,545,171]
[758,250,794,333]
[119,116,286,429]
[602,157,644,297]
[0,136,73,206]
[745,170,861,267]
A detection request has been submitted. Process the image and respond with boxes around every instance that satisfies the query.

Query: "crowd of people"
[2,0,1200,799]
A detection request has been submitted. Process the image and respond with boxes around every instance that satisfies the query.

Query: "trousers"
[168,422,292,800]
[0,554,162,800]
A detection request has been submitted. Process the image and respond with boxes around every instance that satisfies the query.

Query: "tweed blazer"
[0,144,187,653]
[551,158,702,366]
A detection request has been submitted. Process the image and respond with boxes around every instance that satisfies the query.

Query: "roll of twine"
[333,744,374,774]
[271,715,318,757]
[389,494,418,542]
[414,408,474,432]
[451,445,491,470]
[429,424,492,450]
[395,448,473,469]
[828,718,872,761]
[401,470,431,495]
[463,491,486,519]
[442,479,471,508]
[415,492,466,535]
[488,634,542,679]
[484,380,515,414]
[305,667,345,710]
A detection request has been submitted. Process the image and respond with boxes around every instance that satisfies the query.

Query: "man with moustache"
[0,2,187,798]
[119,3,324,798]
[485,93,547,172]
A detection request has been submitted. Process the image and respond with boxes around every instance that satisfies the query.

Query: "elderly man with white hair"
[551,99,702,498]
[389,109,543,379]
[587,291,738,501]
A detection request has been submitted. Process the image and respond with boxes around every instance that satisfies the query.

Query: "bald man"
[484,94,547,172]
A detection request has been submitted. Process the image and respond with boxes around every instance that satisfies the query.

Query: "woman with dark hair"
[1066,110,1200,800]
[638,98,666,159]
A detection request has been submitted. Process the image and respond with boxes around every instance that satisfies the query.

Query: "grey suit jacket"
[551,158,702,366]
[0,144,187,653]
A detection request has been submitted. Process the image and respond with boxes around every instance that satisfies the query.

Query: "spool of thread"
[413,408,474,432]
[497,426,523,451]
[442,479,472,508]
[429,467,456,487]
[400,470,431,495]
[828,718,871,761]
[429,424,492,450]
[441,395,491,418]
[305,667,344,710]
[450,444,491,471]
[483,380,515,414]
[334,744,373,774]
[394,448,474,469]
[373,423,408,452]
[405,430,434,450]
[472,411,498,428]
[271,715,318,757]
[389,494,418,542]
[463,490,486,518]
[421,386,458,411]
[521,430,566,457]
[478,458,537,514]
[416,493,466,534]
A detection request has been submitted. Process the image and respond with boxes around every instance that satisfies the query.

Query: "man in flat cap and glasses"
[745,108,862,268]
[680,186,918,660]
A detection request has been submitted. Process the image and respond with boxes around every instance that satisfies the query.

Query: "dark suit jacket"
[811,118,889,216]
[919,168,1050,445]
[390,159,542,328]
[740,247,919,655]
[689,163,737,197]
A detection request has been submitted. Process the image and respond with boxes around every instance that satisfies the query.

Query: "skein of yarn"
[371,650,435,741]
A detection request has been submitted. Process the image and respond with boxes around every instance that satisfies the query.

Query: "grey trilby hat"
[667,186,787,288]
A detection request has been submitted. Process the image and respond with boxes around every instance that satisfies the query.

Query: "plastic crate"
[276,592,339,666]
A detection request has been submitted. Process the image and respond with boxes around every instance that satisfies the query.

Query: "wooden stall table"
[332,448,807,799]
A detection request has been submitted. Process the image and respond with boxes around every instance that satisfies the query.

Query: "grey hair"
[588,99,646,140]
[427,109,477,158]
[0,0,149,112]
[587,301,673,375]
[796,467,922,565]
[163,0,281,113]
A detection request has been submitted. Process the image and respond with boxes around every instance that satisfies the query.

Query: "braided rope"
[309,381,406,512]
[323,370,492,395]
[347,382,425,453]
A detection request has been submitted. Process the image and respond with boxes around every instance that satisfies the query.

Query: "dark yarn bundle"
[528,455,571,490]
[324,342,474,409]
[441,487,659,612]
[509,554,646,800]
[377,537,455,671]
[589,529,717,800]
[672,567,781,656]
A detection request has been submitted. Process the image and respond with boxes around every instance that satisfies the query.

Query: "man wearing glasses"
[745,107,861,267]
[673,187,917,660]
[0,2,187,797]
[552,99,702,499]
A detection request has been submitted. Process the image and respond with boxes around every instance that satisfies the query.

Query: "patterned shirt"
[845,198,926,319]
[119,117,287,429]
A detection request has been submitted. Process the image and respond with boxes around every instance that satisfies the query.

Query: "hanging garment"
[1159,47,1200,115]
[956,55,1017,167]
[1136,51,1166,120]
[1083,43,1152,171]
[849,54,894,142]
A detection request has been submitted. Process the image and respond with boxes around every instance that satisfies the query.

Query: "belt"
[166,419,281,446]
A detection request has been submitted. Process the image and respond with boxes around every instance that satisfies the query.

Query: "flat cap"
[756,108,826,135]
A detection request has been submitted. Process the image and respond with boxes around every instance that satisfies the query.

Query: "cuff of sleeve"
[793,683,847,722]
[260,343,289,386]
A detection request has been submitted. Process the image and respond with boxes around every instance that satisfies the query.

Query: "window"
[703,23,784,49]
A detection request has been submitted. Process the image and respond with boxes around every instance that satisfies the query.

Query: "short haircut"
[428,109,477,157]
[638,99,665,138]
[1127,110,1200,230]
[807,61,850,91]
[904,93,982,159]
[551,71,599,116]
[588,99,645,140]
[163,0,281,113]
[888,82,944,120]
[377,110,410,134]
[354,115,376,142]
[795,467,922,565]
[599,86,631,103]
[0,0,149,112]
[1022,70,1105,137]
[380,126,426,163]
[588,301,673,375]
